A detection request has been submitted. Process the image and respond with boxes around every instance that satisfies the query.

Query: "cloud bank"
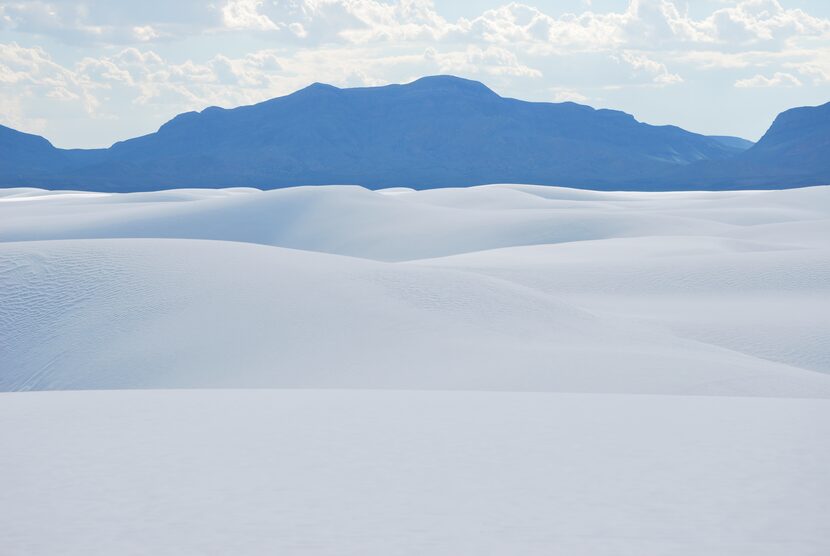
[1,0,828,146]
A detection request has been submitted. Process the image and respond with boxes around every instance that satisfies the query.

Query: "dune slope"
[1,184,829,395]
[2,389,828,556]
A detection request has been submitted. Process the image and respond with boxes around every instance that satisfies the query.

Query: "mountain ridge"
[1,75,824,192]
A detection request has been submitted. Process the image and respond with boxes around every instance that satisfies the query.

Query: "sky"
[1,0,829,148]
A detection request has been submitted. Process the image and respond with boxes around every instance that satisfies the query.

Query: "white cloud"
[463,4,622,51]
[734,71,802,87]
[786,50,830,84]
[704,0,830,46]
[424,45,542,78]
[289,22,308,38]
[1,1,829,146]
[221,0,278,31]
[0,0,825,54]
[133,25,160,42]
[550,87,588,103]
[0,41,104,127]
[0,1,220,44]
[793,62,830,84]
[618,51,683,85]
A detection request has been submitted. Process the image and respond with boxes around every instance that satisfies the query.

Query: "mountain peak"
[295,82,341,95]
[406,75,498,97]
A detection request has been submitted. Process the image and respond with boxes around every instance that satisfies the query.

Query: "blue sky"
[1,0,829,148]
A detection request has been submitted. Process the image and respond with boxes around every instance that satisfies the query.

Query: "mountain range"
[0,75,827,191]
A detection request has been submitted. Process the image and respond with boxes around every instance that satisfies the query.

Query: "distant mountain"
[707,135,755,151]
[0,76,743,191]
[0,124,109,184]
[663,102,830,189]
[0,76,825,191]
[0,125,67,181]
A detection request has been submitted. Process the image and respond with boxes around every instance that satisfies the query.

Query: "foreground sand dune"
[2,389,828,556]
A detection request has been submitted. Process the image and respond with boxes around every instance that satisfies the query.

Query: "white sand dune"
[2,389,828,556]
[2,184,830,556]
[3,184,827,261]
[1,184,829,395]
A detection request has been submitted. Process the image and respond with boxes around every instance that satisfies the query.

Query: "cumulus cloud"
[0,42,96,108]
[0,0,826,53]
[793,62,830,84]
[1,1,829,146]
[734,71,803,87]
[221,0,279,31]
[423,45,542,78]
[703,0,830,46]
[618,50,683,85]
[550,87,589,103]
[0,0,219,44]
[133,25,161,42]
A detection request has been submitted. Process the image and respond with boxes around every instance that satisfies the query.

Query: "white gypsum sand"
[1,184,829,555]
[1,389,828,556]
[1,185,828,394]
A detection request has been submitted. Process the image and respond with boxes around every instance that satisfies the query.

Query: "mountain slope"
[665,101,830,189]
[0,76,743,191]
[0,125,64,181]
[731,101,830,185]
[707,135,755,151]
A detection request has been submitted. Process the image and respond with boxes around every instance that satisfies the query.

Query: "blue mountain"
[663,101,830,189]
[2,75,822,191]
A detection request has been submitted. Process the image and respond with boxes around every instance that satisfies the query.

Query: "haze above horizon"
[1,0,829,148]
